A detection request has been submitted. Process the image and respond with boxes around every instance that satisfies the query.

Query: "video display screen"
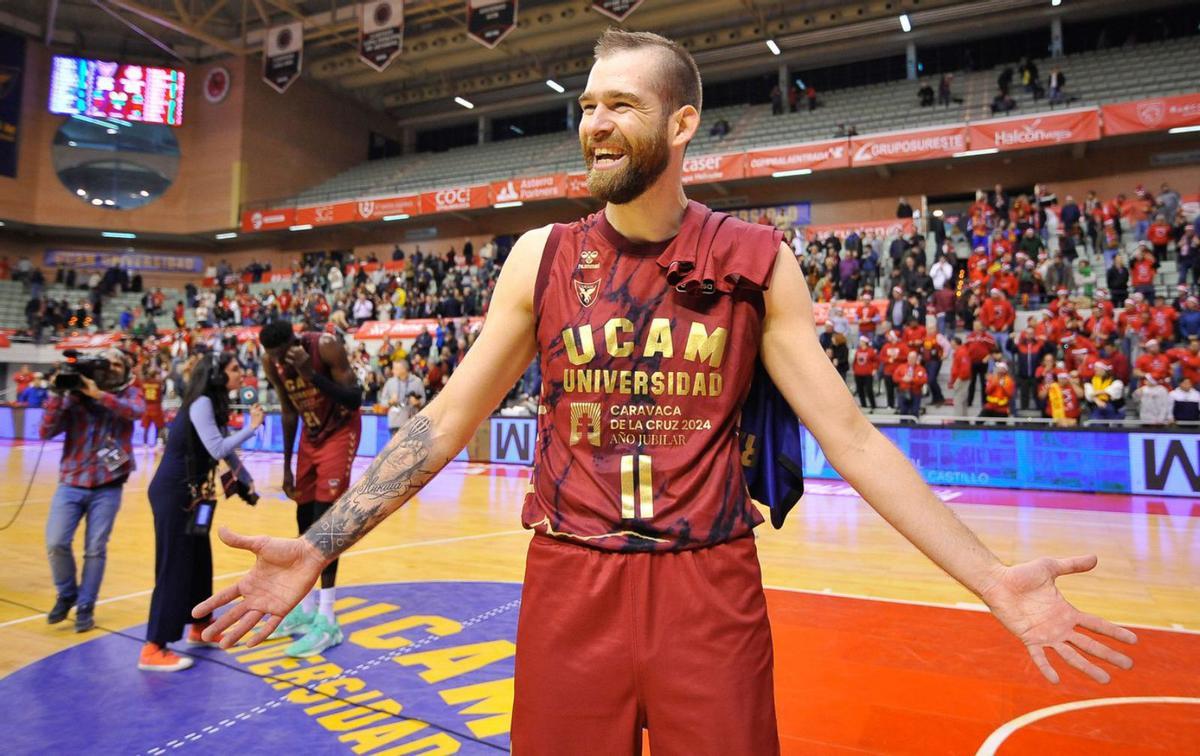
[48,55,185,126]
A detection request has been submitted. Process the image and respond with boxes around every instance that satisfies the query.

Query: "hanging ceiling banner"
[592,0,644,22]
[467,0,518,49]
[263,21,303,94]
[359,0,404,72]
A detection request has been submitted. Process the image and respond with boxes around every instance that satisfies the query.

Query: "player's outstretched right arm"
[194,226,550,647]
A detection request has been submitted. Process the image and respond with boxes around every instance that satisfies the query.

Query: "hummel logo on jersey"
[574,280,600,307]
[579,250,600,269]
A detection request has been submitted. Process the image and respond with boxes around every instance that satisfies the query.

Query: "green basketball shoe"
[285,613,343,658]
[268,605,314,640]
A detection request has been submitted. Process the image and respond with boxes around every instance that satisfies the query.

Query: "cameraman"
[140,352,264,672]
[41,348,144,632]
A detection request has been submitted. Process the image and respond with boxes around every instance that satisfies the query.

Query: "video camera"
[53,350,112,392]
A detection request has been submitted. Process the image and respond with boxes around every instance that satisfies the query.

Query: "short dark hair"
[594,28,702,114]
[259,320,295,349]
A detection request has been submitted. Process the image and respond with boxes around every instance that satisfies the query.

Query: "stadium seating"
[283,35,1200,206]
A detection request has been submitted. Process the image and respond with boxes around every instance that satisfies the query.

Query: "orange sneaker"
[186,621,223,647]
[138,642,194,672]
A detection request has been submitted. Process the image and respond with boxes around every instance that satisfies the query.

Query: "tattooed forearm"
[303,414,449,559]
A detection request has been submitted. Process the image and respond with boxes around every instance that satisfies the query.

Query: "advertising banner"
[1101,93,1200,136]
[294,194,421,226]
[241,207,295,232]
[491,173,567,203]
[55,333,122,350]
[967,108,1101,152]
[804,218,914,241]
[44,249,204,273]
[680,152,745,185]
[354,317,486,341]
[418,185,490,214]
[849,124,967,166]
[262,21,303,94]
[359,0,404,72]
[745,139,850,176]
[728,202,812,228]
[566,172,590,198]
[467,0,517,49]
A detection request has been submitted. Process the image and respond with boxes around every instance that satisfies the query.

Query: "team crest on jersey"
[579,250,600,269]
[574,279,600,307]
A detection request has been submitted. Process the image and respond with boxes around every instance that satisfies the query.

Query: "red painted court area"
[767,590,1200,755]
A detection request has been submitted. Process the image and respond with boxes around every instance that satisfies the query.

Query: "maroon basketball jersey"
[268,332,358,444]
[523,200,783,552]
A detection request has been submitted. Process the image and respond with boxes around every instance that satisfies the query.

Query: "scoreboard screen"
[48,55,185,126]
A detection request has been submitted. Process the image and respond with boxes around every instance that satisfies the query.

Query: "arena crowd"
[6,179,1200,427]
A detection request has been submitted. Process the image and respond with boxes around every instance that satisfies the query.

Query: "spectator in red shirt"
[12,364,35,398]
[1061,332,1097,374]
[1147,302,1178,346]
[922,332,947,405]
[1134,339,1173,385]
[1147,214,1172,262]
[855,292,880,345]
[979,288,1015,352]
[1129,244,1158,303]
[879,331,910,410]
[852,336,879,410]
[981,362,1016,418]
[964,322,997,408]
[948,336,972,418]
[902,316,927,351]
[994,267,1019,298]
[1047,288,1073,317]
[1169,336,1200,385]
[1098,341,1131,384]
[893,351,928,420]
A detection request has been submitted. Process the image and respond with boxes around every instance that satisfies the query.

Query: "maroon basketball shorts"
[295,419,360,504]
[512,533,779,756]
[141,407,164,429]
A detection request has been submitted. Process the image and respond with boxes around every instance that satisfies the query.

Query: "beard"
[583,121,671,205]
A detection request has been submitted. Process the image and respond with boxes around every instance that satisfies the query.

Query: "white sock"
[318,587,337,623]
[300,591,317,615]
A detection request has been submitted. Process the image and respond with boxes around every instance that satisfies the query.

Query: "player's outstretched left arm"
[759,244,1136,684]
[193,226,550,648]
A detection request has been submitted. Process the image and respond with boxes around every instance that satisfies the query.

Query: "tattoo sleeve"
[302,413,446,559]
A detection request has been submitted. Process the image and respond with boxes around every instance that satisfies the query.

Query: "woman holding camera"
[139,351,264,672]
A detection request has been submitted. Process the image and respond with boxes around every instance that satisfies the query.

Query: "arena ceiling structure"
[0,0,1189,130]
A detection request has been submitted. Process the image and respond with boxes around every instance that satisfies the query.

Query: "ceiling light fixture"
[772,168,812,178]
[101,231,136,239]
[546,79,565,93]
[899,14,912,33]
[455,96,475,109]
[215,232,238,240]
[766,39,781,56]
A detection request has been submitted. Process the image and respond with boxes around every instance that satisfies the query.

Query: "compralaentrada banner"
[6,408,1196,498]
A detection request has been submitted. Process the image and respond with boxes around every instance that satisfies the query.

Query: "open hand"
[982,555,1137,684]
[192,527,326,648]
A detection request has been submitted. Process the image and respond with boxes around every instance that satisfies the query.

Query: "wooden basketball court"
[0,438,1197,754]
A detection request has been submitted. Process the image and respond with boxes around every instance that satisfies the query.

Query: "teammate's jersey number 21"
[619,453,654,520]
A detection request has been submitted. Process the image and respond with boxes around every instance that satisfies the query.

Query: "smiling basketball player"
[196,29,1137,755]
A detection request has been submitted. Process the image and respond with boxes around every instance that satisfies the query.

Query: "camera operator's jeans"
[45,483,123,606]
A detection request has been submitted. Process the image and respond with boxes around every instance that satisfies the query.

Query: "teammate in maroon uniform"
[197,30,1136,753]
[137,363,166,446]
[258,321,362,657]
